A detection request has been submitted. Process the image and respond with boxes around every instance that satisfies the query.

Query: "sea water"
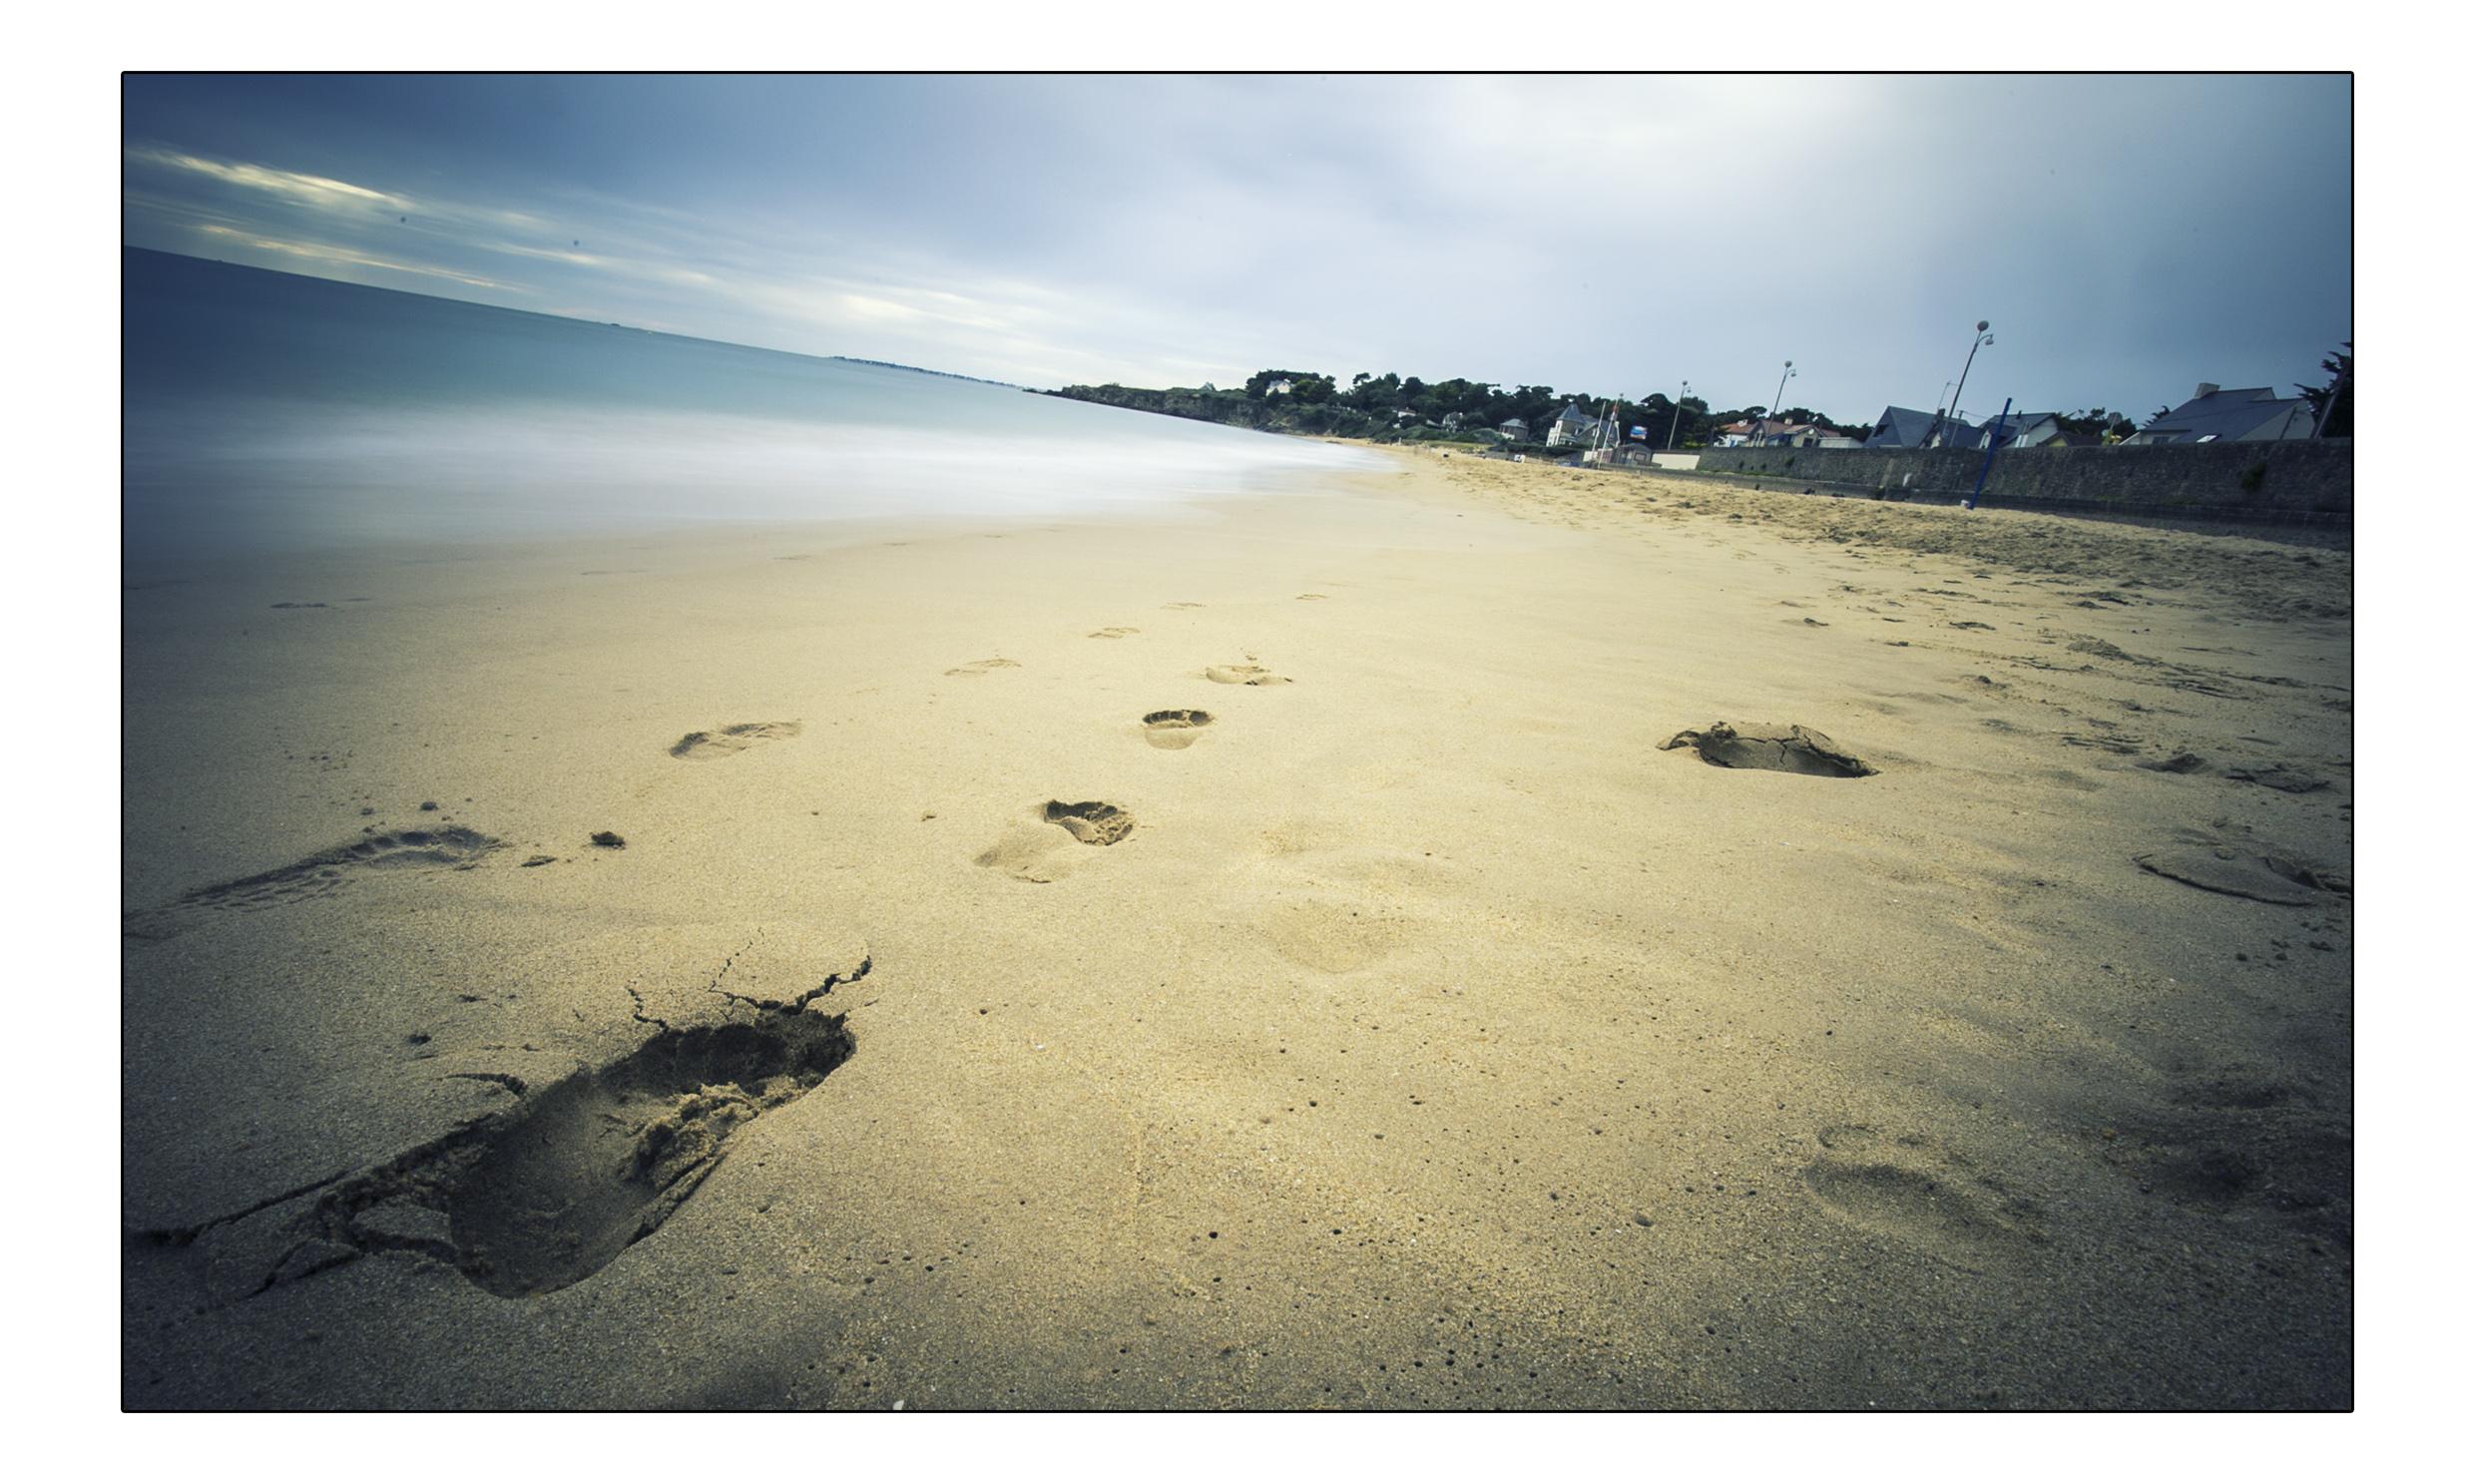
[123,247,1385,557]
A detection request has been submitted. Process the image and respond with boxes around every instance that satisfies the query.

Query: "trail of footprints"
[136,588,1940,1306]
[945,612,1298,869]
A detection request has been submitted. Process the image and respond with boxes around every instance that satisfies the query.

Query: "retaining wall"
[1687,439,2351,519]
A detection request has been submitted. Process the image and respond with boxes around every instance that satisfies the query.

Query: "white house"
[1545,403,1608,448]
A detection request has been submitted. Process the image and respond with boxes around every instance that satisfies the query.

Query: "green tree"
[1345,372,1400,411]
[1244,368,1318,400]
[2296,342,2351,437]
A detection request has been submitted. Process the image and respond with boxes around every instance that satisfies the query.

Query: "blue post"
[1965,397,2012,510]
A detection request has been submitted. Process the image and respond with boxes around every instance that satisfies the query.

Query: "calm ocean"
[123,247,1384,556]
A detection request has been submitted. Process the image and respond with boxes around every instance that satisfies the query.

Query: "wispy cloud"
[129,145,412,214]
[193,224,526,291]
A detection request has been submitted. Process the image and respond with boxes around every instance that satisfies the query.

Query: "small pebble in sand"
[590,831,626,848]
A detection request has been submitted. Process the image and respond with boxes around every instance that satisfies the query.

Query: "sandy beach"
[121,448,2351,1409]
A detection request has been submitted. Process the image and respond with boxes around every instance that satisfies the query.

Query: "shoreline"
[123,447,2352,1408]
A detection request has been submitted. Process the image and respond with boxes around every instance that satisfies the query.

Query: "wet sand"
[122,448,2351,1408]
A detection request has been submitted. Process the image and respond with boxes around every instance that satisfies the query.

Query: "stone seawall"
[1688,440,2351,519]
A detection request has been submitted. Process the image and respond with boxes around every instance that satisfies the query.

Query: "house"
[1986,412,2100,449]
[1864,405,1983,449]
[1716,416,1798,447]
[1498,417,1531,440]
[1545,403,1609,448]
[1393,406,1422,424]
[2124,383,2316,445]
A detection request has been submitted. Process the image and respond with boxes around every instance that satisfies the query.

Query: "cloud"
[192,224,526,291]
[120,77,2351,418]
[128,145,413,213]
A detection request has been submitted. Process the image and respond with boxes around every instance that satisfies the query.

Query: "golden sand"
[123,449,2350,1408]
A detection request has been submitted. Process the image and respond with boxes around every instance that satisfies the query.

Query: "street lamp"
[1666,380,1692,450]
[1939,321,1993,447]
[1768,360,1795,444]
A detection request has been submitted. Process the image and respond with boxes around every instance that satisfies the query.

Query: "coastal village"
[1047,349,2352,520]
[1053,354,2351,467]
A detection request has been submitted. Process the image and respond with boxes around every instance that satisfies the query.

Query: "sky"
[122,74,2353,426]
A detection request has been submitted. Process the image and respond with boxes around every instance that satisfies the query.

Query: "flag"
[1629,426,1648,440]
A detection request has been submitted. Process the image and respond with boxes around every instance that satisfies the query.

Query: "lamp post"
[1768,360,1795,445]
[1666,380,1692,450]
[1939,321,1993,448]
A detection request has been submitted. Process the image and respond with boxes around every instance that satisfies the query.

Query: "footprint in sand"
[253,999,856,1299]
[2132,825,2349,905]
[1205,663,1291,687]
[1141,710,1214,749]
[1254,893,1411,974]
[1660,723,1874,777]
[1089,627,1142,640]
[1162,602,1206,610]
[1295,594,1328,601]
[127,826,503,939]
[1800,1126,2046,1266]
[945,658,1022,677]
[975,799,1137,881]
[668,722,801,760]
[1042,799,1136,845]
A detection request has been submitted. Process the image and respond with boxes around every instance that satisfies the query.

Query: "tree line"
[1049,345,2352,449]
[1233,367,1862,447]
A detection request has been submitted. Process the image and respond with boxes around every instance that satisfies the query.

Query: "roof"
[1552,403,1600,425]
[2135,386,2314,443]
[1867,405,1979,447]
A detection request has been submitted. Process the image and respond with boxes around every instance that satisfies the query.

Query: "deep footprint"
[1142,710,1215,749]
[289,1009,854,1298]
[669,722,801,760]
[1659,722,1875,777]
[129,828,503,938]
[1045,799,1136,845]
